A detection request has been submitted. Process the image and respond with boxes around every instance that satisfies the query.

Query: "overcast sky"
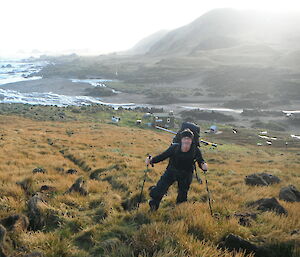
[1,0,299,57]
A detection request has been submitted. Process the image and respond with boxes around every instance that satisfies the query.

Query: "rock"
[32,167,47,174]
[27,193,60,231]
[248,197,287,215]
[27,193,46,230]
[279,185,300,202]
[245,173,280,186]
[65,177,88,196]
[66,169,77,174]
[40,185,56,192]
[55,167,64,173]
[0,225,6,246]
[218,233,258,255]
[234,213,257,227]
[291,229,300,236]
[0,214,29,231]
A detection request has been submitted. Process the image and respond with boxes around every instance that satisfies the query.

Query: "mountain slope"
[126,30,169,55]
[145,8,300,56]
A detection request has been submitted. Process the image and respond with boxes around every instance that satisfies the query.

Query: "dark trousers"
[149,168,193,208]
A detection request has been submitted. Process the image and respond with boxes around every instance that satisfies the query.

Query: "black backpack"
[173,122,200,147]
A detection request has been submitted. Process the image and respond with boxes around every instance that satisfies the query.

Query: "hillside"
[126,30,169,55]
[0,104,299,257]
[146,9,300,56]
[31,9,300,113]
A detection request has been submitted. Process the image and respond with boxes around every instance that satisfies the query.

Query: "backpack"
[172,122,200,147]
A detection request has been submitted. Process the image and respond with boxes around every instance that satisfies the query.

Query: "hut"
[151,112,175,128]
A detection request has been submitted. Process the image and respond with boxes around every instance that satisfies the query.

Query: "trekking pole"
[194,162,202,184]
[203,170,213,217]
[137,155,152,210]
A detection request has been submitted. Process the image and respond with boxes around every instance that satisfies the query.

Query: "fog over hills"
[138,8,300,56]
[126,30,169,55]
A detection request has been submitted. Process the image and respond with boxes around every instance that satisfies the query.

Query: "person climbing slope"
[146,128,208,211]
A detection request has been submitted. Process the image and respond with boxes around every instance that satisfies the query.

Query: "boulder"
[234,213,257,227]
[248,197,287,215]
[291,229,300,236]
[65,177,88,196]
[27,193,47,230]
[66,169,77,174]
[55,167,64,173]
[0,225,6,246]
[27,193,60,231]
[245,173,280,186]
[219,233,258,255]
[0,214,29,231]
[279,185,300,202]
[32,167,47,174]
[39,185,57,192]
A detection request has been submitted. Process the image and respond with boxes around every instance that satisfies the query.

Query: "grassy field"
[0,105,299,257]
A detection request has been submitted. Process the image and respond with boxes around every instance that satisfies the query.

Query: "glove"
[200,162,208,173]
[145,155,154,167]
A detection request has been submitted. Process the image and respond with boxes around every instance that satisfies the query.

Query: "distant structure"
[143,112,175,128]
[205,125,219,134]
[284,112,300,120]
[111,116,121,123]
[209,125,218,134]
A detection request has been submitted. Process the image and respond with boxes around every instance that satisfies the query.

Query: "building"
[142,112,175,128]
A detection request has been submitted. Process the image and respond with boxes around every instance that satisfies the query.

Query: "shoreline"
[0,78,94,96]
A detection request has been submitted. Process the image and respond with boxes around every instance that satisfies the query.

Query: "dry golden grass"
[0,114,299,256]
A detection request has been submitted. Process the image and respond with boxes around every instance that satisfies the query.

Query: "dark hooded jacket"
[150,143,205,173]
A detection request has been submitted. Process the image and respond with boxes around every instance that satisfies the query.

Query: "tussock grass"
[0,112,299,256]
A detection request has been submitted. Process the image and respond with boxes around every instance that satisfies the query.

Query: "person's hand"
[201,162,208,173]
[145,156,152,166]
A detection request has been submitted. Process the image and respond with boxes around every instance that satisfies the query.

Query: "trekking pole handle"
[147,155,154,167]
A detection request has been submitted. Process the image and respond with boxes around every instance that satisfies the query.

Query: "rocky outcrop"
[66,169,77,174]
[39,185,57,192]
[65,177,88,196]
[32,167,47,174]
[219,233,258,255]
[234,213,257,227]
[248,197,287,215]
[279,185,300,202]
[0,214,29,231]
[27,193,47,230]
[0,225,7,257]
[27,193,61,231]
[245,173,280,186]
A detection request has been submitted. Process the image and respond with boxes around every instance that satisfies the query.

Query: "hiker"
[146,128,208,211]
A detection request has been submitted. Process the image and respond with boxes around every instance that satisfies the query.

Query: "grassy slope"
[0,107,299,257]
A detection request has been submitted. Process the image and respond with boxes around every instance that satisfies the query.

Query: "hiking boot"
[148,199,159,211]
